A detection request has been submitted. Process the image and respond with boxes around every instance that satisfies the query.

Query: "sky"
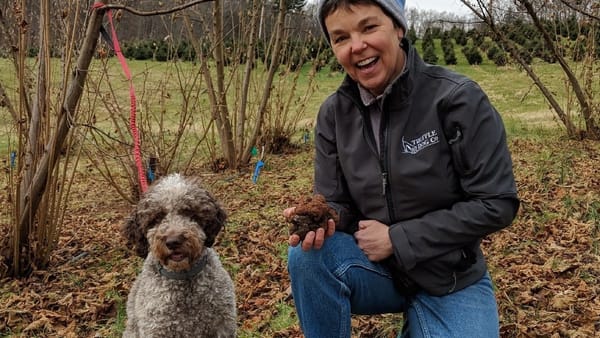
[405,0,471,16]
[306,0,472,16]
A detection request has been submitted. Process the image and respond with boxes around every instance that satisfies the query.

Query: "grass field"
[0,49,572,154]
[1,46,599,337]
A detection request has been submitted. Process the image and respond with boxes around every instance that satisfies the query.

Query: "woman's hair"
[317,0,408,43]
[320,0,375,22]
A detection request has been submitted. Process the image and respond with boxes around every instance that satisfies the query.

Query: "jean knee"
[287,233,360,279]
[287,245,303,273]
[287,245,319,274]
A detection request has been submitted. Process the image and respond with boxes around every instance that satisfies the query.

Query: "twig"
[0,83,18,123]
[78,123,132,147]
[101,0,214,17]
[520,82,535,103]
[559,0,600,22]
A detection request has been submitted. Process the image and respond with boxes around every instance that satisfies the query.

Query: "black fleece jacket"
[313,40,520,295]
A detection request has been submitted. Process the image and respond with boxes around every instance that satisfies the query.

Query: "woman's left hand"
[354,220,393,262]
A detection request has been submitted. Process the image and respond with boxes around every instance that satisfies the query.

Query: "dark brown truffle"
[286,194,339,240]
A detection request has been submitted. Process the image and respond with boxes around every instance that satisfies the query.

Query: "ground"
[0,137,599,337]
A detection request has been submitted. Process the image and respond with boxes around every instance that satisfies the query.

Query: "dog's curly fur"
[121,174,236,338]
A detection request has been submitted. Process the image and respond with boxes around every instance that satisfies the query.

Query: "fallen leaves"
[1,138,599,337]
[489,138,600,337]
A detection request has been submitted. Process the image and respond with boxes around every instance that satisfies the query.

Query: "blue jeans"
[287,232,500,338]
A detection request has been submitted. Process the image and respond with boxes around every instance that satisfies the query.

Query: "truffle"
[287,194,339,240]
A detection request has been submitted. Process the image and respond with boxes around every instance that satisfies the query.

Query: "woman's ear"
[396,27,405,41]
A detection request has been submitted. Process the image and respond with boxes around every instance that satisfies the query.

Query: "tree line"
[2,1,597,73]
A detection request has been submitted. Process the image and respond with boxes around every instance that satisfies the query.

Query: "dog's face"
[146,214,207,272]
[122,174,227,264]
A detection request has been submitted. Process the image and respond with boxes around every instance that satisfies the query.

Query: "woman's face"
[325,3,405,96]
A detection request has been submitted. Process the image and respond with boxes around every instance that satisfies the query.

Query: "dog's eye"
[180,209,202,225]
[149,211,166,227]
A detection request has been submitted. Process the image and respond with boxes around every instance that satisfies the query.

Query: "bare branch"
[18,0,106,239]
[559,0,600,22]
[431,18,484,25]
[79,123,132,147]
[102,0,214,17]
[520,0,596,137]
[0,83,18,123]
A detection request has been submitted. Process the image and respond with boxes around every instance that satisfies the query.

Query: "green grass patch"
[104,289,127,337]
[269,302,297,332]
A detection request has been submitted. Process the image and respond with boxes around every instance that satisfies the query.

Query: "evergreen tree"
[441,32,457,65]
[421,28,438,64]
[407,25,418,44]
[450,27,467,46]
[487,44,507,66]
[462,45,482,65]
[423,43,438,64]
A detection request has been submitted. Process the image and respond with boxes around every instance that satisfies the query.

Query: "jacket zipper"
[381,172,388,195]
[379,97,396,221]
[340,89,396,222]
[379,116,388,197]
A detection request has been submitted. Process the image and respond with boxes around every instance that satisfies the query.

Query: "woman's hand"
[354,220,393,261]
[284,207,336,251]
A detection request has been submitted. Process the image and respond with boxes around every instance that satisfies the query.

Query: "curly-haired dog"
[121,174,236,338]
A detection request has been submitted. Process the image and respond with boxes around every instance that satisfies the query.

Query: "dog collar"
[157,253,208,280]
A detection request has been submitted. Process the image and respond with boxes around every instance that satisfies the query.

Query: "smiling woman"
[283,0,519,337]
[324,3,405,95]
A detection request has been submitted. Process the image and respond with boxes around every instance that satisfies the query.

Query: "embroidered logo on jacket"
[402,130,440,154]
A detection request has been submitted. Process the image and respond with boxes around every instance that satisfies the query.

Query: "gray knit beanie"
[317,0,408,43]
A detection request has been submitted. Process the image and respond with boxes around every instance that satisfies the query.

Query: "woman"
[284,0,519,337]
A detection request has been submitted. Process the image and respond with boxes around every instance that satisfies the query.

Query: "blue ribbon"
[302,130,310,144]
[147,164,155,183]
[10,151,16,169]
[252,160,264,184]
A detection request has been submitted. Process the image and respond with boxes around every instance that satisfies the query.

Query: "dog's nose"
[165,235,183,250]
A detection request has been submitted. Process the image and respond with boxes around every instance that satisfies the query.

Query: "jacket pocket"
[446,123,472,177]
[383,257,420,296]
[405,246,478,295]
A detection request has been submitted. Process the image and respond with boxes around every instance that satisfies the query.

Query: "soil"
[286,194,339,240]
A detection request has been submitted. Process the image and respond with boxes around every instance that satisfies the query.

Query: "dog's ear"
[121,205,157,258]
[204,202,227,247]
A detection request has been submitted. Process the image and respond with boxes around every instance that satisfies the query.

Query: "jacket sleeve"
[389,80,520,271]
[313,97,361,234]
